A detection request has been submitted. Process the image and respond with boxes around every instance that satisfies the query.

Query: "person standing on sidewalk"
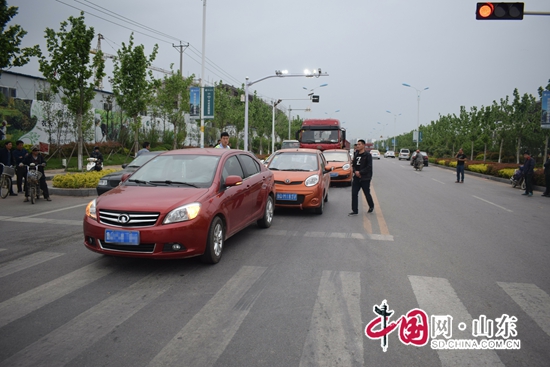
[455,148,466,183]
[215,132,231,149]
[349,139,374,216]
[522,150,535,197]
[0,140,17,196]
[543,151,550,197]
[13,140,28,194]
[136,142,150,157]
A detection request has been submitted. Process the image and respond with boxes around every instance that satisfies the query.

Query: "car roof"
[157,148,249,157]
[323,149,349,153]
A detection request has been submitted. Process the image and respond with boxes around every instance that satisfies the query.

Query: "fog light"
[172,244,182,251]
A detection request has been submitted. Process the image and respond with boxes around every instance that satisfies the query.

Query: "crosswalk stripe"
[0,270,181,367]
[409,276,504,366]
[0,262,113,328]
[299,271,362,367]
[148,265,267,367]
[498,282,550,338]
[0,251,64,279]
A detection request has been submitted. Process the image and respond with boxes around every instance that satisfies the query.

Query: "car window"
[270,152,318,171]
[222,156,245,182]
[238,154,260,178]
[323,151,349,162]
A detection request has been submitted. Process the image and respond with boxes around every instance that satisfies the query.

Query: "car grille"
[275,180,303,185]
[99,210,160,227]
[275,194,305,205]
[98,240,155,253]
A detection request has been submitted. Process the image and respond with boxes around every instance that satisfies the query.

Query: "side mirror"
[120,173,132,183]
[121,163,128,169]
[225,175,243,187]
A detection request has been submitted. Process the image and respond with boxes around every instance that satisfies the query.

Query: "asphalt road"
[1,158,549,367]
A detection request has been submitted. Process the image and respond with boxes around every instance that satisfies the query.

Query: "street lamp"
[386,110,401,152]
[402,83,429,149]
[272,99,282,153]
[244,69,328,151]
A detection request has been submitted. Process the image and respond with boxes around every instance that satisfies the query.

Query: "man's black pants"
[351,177,374,213]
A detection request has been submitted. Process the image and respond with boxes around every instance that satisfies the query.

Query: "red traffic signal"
[476,2,524,20]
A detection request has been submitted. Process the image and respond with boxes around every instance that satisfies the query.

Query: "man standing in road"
[543,151,550,197]
[349,139,374,216]
[522,150,535,197]
[215,132,230,149]
[455,148,467,183]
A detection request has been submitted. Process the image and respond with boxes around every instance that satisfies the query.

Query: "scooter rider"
[90,146,103,171]
[413,149,423,169]
[21,146,51,202]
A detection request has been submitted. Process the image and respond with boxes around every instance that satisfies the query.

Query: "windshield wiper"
[269,167,280,170]
[128,179,153,185]
[149,180,200,188]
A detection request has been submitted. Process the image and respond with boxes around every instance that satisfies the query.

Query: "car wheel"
[314,194,324,215]
[520,180,526,191]
[201,216,224,264]
[257,195,274,228]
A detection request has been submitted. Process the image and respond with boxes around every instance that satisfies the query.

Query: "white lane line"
[148,266,267,367]
[409,276,504,366]
[300,271,362,367]
[0,251,64,279]
[0,262,113,328]
[0,248,6,252]
[2,217,82,226]
[25,203,88,218]
[498,282,550,338]
[264,230,392,241]
[432,178,446,184]
[0,270,179,367]
[472,195,513,213]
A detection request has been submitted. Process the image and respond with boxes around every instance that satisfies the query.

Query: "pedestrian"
[522,150,535,197]
[349,139,374,216]
[21,146,51,201]
[455,148,466,183]
[0,118,7,140]
[13,140,28,193]
[136,141,150,157]
[0,140,17,196]
[215,132,230,149]
[543,151,550,197]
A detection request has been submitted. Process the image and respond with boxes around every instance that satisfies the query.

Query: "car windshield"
[269,152,318,171]
[323,151,349,162]
[301,130,339,143]
[128,154,220,188]
[127,153,160,167]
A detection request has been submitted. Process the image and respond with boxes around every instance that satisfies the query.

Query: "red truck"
[295,119,350,151]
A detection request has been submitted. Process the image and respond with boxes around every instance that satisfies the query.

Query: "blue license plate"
[105,229,140,245]
[277,193,297,201]
[330,172,339,177]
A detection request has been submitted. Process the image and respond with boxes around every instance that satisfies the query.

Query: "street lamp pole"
[272,99,282,153]
[244,69,328,151]
[386,110,401,152]
[402,83,429,149]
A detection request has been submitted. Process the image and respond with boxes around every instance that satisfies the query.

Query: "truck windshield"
[301,130,339,143]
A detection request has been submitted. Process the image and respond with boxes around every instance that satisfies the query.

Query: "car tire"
[257,195,274,228]
[201,216,224,264]
[314,194,324,215]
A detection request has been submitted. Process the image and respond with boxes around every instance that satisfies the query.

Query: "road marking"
[264,230,392,241]
[0,269,180,367]
[0,262,113,328]
[409,276,504,366]
[472,195,513,213]
[1,216,82,226]
[25,203,88,218]
[299,271,362,366]
[498,282,550,337]
[370,186,390,235]
[432,178,446,184]
[0,248,6,252]
[148,266,267,367]
[0,251,64,279]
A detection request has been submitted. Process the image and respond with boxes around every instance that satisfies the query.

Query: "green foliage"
[52,169,119,188]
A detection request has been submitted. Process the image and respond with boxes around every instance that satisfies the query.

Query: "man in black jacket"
[0,140,17,196]
[21,146,51,201]
[349,139,374,215]
[521,150,535,197]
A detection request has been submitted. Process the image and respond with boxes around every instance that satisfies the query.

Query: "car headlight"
[86,199,97,220]
[342,163,350,170]
[98,179,107,186]
[305,174,319,187]
[164,202,201,224]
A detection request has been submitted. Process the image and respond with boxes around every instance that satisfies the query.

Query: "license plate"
[105,229,140,245]
[276,193,297,201]
[330,172,339,177]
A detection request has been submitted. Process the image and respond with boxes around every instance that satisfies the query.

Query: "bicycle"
[1,163,15,199]
[26,163,43,204]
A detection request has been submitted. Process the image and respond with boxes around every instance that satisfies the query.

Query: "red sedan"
[83,149,275,264]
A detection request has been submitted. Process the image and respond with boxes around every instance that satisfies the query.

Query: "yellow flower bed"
[449,161,457,168]
[52,169,120,188]
[498,168,516,179]
[468,164,488,173]
[437,160,446,166]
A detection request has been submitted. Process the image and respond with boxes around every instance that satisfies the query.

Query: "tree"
[39,12,104,170]
[111,33,158,154]
[0,0,40,73]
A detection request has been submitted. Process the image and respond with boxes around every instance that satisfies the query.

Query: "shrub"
[497,168,516,179]
[468,164,488,173]
[449,161,457,168]
[52,169,119,188]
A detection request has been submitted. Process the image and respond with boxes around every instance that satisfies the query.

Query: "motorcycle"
[510,165,526,190]
[413,158,424,171]
[26,163,43,204]
[87,157,103,172]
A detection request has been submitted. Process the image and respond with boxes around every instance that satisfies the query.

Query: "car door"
[237,153,264,222]
[318,152,331,199]
[219,155,247,234]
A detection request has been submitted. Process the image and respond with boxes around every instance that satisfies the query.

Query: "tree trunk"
[77,113,83,171]
[483,143,487,162]
[516,136,521,164]
[498,138,503,163]
[470,140,474,160]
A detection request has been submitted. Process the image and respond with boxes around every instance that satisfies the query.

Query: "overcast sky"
[6,0,550,141]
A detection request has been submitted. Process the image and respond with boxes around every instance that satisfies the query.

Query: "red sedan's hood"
[96,186,210,212]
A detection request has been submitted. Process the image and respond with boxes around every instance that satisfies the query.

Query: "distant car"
[267,148,331,214]
[398,148,411,160]
[370,150,381,159]
[281,140,300,149]
[384,150,395,158]
[96,151,164,195]
[410,151,429,166]
[323,149,352,186]
[84,149,276,264]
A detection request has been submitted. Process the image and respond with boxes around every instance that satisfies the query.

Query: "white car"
[384,150,395,158]
[370,150,381,159]
[399,148,411,160]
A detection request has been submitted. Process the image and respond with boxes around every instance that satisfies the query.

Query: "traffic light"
[311,95,320,103]
[476,2,524,20]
